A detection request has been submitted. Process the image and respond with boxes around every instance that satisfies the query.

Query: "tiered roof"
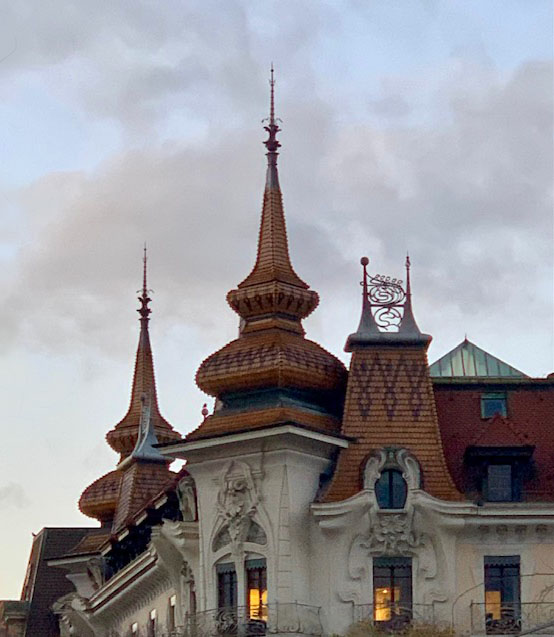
[191,70,346,440]
[79,253,179,527]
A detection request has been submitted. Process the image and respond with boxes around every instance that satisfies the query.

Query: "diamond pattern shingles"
[323,348,461,502]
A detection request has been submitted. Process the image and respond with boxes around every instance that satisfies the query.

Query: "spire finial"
[264,65,281,188]
[138,244,152,325]
[405,252,411,297]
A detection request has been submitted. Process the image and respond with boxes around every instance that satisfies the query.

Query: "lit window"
[148,609,156,637]
[131,623,138,635]
[217,563,237,610]
[373,557,412,627]
[169,594,176,631]
[484,556,520,634]
[486,464,514,502]
[375,470,407,509]
[246,559,267,622]
[481,393,507,419]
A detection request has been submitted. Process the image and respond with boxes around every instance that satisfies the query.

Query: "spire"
[106,248,180,457]
[397,253,423,337]
[345,257,380,350]
[235,66,311,292]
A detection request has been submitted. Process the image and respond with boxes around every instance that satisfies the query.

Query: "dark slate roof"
[430,339,527,378]
[20,527,97,637]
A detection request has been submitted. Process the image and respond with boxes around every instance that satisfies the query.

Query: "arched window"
[375,469,407,509]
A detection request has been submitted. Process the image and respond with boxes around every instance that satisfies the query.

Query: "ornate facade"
[5,76,554,637]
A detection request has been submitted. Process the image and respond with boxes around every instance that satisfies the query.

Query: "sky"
[0,0,552,598]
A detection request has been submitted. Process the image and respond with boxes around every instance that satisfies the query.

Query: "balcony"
[178,604,322,637]
[354,603,435,631]
[469,602,554,635]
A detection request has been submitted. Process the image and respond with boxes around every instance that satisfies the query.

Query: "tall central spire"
[193,70,347,439]
[235,66,311,294]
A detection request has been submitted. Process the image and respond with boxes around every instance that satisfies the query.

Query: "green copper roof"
[429,339,528,378]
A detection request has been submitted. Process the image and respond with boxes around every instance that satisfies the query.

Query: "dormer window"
[465,446,534,503]
[375,470,407,509]
[481,393,507,419]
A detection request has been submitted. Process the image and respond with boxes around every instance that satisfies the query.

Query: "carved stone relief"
[177,476,197,522]
[363,447,421,491]
[214,460,260,552]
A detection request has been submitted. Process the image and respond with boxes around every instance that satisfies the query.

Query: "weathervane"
[360,256,410,331]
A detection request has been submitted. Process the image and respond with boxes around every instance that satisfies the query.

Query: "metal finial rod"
[269,63,275,126]
[360,256,370,302]
[405,253,411,296]
[142,243,148,297]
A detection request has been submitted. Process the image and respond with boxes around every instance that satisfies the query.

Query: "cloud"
[1,58,551,380]
[0,483,31,509]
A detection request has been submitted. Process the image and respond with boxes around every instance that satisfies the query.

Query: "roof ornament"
[263,64,282,188]
[119,392,167,467]
[201,403,209,419]
[138,243,152,326]
[345,254,429,350]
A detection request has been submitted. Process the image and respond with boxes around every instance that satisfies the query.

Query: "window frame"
[483,556,521,634]
[372,557,413,629]
[481,392,508,419]
[375,469,408,509]
[246,558,268,622]
[217,562,238,611]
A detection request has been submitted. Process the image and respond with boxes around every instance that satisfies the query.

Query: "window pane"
[375,470,407,509]
[246,559,267,621]
[481,393,507,418]
[484,557,520,634]
[373,558,412,623]
[218,567,237,609]
[487,465,512,502]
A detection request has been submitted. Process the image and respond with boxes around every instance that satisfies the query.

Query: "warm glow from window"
[131,623,138,634]
[249,588,268,620]
[374,587,400,621]
[170,594,176,607]
[485,590,502,620]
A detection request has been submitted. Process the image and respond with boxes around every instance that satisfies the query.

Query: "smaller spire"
[398,253,423,336]
[138,243,152,327]
[264,64,281,189]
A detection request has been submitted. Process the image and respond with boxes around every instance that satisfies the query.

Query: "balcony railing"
[179,604,322,637]
[354,603,435,631]
[470,602,554,635]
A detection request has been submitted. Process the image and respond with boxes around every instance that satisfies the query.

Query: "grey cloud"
[0,483,31,509]
[2,60,552,378]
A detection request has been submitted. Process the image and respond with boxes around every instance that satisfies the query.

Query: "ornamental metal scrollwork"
[359,256,416,332]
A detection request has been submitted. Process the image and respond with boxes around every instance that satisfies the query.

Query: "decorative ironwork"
[470,602,554,635]
[183,603,322,637]
[361,257,408,332]
[354,603,435,632]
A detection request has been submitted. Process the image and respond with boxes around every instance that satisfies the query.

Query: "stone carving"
[86,556,105,590]
[177,476,197,522]
[363,447,421,491]
[215,460,259,551]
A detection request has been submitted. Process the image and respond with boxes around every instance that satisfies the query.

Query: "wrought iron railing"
[353,603,435,631]
[470,602,554,635]
[180,603,322,637]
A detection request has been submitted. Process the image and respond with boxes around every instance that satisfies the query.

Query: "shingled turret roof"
[192,69,346,440]
[80,252,180,526]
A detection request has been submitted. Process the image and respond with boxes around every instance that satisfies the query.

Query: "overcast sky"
[0,0,552,598]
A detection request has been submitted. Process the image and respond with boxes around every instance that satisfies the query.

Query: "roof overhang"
[160,423,350,459]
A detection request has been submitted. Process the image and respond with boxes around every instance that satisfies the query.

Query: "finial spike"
[138,244,152,324]
[264,64,281,189]
[405,252,411,296]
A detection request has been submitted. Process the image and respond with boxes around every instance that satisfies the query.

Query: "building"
[4,76,554,637]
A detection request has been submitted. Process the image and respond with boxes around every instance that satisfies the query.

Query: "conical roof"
[106,258,180,457]
[430,338,527,378]
[80,255,180,525]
